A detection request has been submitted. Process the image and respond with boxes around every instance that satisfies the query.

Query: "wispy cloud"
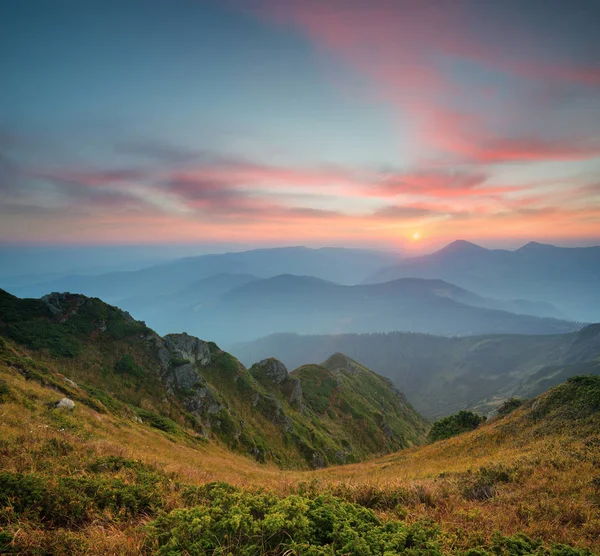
[247,0,600,164]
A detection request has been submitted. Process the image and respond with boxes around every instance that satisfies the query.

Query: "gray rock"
[173,363,204,391]
[63,377,78,389]
[311,451,326,469]
[257,393,294,433]
[41,292,86,316]
[254,358,288,384]
[56,398,75,410]
[381,421,394,440]
[288,378,304,409]
[186,387,222,416]
[163,333,211,366]
[335,450,348,464]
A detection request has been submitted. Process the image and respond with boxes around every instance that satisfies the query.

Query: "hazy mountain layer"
[171,275,578,345]
[7,246,400,302]
[366,240,600,322]
[234,325,600,418]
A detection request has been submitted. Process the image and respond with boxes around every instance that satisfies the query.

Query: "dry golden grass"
[1,361,599,554]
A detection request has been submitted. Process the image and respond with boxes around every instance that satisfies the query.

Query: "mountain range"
[4,241,596,347]
[177,274,579,345]
[8,246,400,302]
[234,325,600,418]
[366,240,600,322]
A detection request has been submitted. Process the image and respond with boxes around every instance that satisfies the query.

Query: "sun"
[412,232,420,240]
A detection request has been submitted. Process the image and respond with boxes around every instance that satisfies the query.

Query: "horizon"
[2,1,600,247]
[1,236,598,284]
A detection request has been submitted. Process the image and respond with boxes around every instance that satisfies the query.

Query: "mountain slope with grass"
[234,326,600,418]
[1,338,598,554]
[0,288,426,469]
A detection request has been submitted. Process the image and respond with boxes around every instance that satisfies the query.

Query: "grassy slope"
[0,289,427,469]
[1,336,598,554]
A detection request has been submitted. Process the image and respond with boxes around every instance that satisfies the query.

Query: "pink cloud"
[247,0,600,164]
[372,170,521,198]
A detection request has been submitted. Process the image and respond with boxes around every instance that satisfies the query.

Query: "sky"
[1,0,600,252]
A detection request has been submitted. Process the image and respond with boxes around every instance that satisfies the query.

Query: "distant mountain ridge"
[177,274,579,344]
[234,324,600,418]
[7,246,401,303]
[366,240,600,322]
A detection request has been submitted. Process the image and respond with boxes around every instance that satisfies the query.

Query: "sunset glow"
[1,1,599,248]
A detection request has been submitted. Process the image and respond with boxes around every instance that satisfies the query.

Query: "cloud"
[371,170,521,198]
[246,0,600,164]
[371,205,435,220]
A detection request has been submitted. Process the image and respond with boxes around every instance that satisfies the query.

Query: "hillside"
[234,325,600,418]
[1,343,598,553]
[157,275,579,345]
[366,240,600,322]
[0,288,426,468]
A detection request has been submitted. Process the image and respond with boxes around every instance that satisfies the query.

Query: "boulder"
[253,358,288,384]
[55,398,75,410]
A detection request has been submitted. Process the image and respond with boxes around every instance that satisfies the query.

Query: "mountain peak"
[321,352,365,375]
[436,240,486,255]
[517,241,555,252]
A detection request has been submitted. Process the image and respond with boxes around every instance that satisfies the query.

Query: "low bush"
[428,410,486,442]
[0,470,164,527]
[497,397,523,417]
[460,464,517,501]
[146,482,443,555]
[114,354,144,379]
[136,409,179,434]
[0,378,9,402]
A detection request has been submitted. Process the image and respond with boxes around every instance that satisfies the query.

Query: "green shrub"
[0,471,164,527]
[88,455,152,474]
[0,378,9,403]
[169,356,190,367]
[114,354,144,378]
[136,409,179,434]
[428,410,486,442]
[81,385,123,413]
[497,397,523,417]
[146,482,443,555]
[464,531,595,555]
[0,530,12,553]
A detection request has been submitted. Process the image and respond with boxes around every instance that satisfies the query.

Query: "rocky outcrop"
[257,394,294,433]
[288,378,303,409]
[41,292,136,329]
[163,333,211,366]
[154,332,223,422]
[323,352,362,375]
[310,451,326,469]
[185,387,222,415]
[252,358,289,384]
